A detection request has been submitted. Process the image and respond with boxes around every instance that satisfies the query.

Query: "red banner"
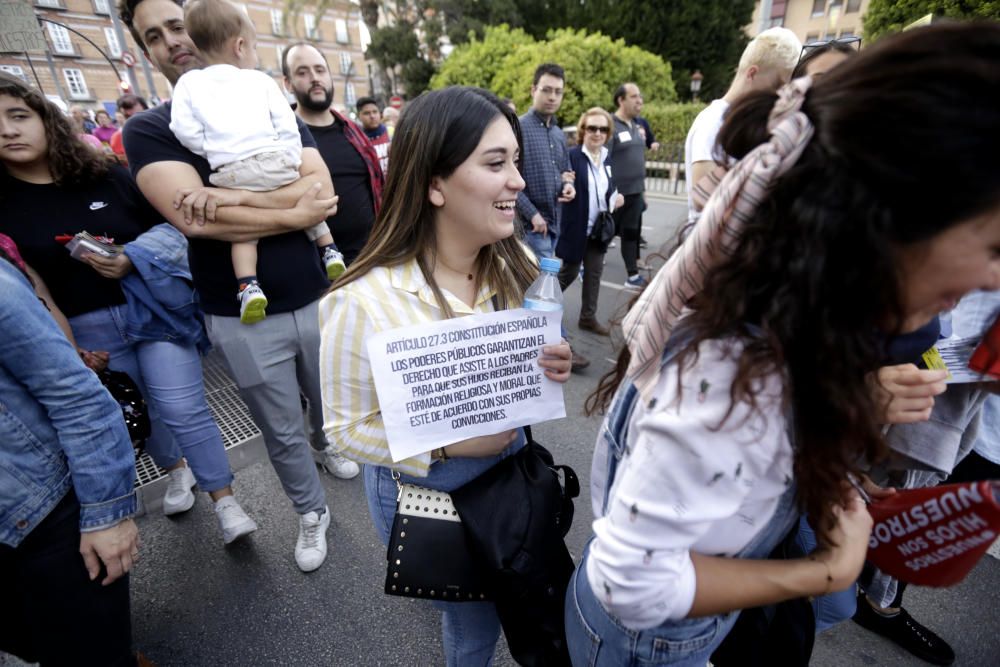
[866,481,1000,586]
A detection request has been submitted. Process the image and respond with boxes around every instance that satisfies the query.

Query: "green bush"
[430,25,677,127]
[641,102,706,149]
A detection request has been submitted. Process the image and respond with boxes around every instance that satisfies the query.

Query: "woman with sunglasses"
[565,23,1000,666]
[555,108,625,336]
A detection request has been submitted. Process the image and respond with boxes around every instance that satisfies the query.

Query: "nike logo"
[89,201,108,211]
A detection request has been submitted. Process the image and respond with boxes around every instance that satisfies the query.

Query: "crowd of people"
[2,0,1000,665]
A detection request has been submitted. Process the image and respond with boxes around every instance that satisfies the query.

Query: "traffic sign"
[122,50,136,67]
[388,95,403,109]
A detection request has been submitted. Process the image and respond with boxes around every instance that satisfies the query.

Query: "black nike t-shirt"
[123,103,329,317]
[0,165,161,318]
[308,119,375,265]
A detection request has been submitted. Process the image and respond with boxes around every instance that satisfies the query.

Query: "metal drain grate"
[132,351,261,488]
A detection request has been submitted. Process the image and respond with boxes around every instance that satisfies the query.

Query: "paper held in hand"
[366,308,566,462]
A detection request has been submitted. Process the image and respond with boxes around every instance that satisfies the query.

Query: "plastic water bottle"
[523,257,564,313]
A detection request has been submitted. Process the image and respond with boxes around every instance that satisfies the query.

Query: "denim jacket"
[122,223,210,353]
[0,260,136,547]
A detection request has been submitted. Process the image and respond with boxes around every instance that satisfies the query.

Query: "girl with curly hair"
[566,22,1000,666]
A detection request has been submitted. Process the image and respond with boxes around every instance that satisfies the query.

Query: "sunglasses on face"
[584,125,609,134]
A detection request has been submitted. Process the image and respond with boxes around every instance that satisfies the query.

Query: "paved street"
[4,197,999,666]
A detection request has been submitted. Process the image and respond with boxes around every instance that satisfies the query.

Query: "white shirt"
[169,64,302,170]
[683,99,730,223]
[586,336,794,629]
[582,146,611,235]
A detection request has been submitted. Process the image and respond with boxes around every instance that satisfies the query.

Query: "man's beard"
[297,85,334,112]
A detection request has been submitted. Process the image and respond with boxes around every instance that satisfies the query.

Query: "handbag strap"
[585,157,606,213]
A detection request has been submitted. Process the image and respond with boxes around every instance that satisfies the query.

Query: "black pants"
[613,193,643,275]
[557,239,606,321]
[0,491,135,666]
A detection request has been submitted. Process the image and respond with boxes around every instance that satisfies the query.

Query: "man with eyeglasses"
[609,82,649,290]
[683,27,801,225]
[516,63,575,262]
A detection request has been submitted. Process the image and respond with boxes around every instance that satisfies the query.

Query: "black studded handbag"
[384,479,491,602]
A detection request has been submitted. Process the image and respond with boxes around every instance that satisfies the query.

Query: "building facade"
[0,0,372,116]
[749,0,870,43]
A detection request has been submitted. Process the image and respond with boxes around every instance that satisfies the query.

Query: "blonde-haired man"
[683,27,802,223]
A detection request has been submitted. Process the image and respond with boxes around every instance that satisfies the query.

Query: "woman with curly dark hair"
[0,73,257,545]
[565,22,1000,666]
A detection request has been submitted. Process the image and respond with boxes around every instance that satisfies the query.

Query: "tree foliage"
[431,25,677,130]
[864,0,1000,40]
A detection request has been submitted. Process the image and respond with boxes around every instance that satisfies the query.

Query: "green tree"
[431,26,676,129]
[864,0,1000,40]
[560,0,756,101]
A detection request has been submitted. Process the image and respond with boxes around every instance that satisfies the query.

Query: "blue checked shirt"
[516,109,569,236]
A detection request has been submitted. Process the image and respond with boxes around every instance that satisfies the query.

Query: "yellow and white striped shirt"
[318,259,500,476]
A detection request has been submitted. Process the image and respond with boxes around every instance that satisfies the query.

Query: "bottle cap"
[539,257,562,273]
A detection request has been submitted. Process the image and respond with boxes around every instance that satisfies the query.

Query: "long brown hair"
[0,74,112,186]
[333,86,538,312]
[591,22,1000,537]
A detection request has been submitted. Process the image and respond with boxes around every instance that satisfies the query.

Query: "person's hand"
[872,364,948,424]
[79,518,139,586]
[558,182,576,203]
[288,183,339,228]
[442,430,518,458]
[79,349,110,372]
[650,141,661,152]
[857,472,897,502]
[82,252,133,280]
[530,213,548,237]
[614,193,625,209]
[173,186,245,226]
[539,340,572,383]
[814,492,872,591]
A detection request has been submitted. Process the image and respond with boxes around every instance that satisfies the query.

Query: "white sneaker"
[162,465,196,515]
[318,446,360,479]
[295,506,330,572]
[238,282,268,324]
[214,496,258,544]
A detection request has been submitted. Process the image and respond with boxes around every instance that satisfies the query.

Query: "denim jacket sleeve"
[0,264,136,532]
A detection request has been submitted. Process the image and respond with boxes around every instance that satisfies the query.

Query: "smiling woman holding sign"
[565,23,1000,667]
[318,86,571,664]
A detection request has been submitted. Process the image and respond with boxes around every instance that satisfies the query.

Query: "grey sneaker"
[295,507,330,572]
[162,465,196,516]
[214,496,258,545]
[318,446,360,479]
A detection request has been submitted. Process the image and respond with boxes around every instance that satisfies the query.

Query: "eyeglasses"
[584,125,610,134]
[800,35,862,59]
[538,86,564,97]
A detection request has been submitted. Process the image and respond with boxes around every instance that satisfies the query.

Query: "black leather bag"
[451,430,579,666]
[384,481,491,602]
[98,368,150,453]
[588,210,616,246]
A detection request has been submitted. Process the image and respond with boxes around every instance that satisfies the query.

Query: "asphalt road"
[4,196,998,666]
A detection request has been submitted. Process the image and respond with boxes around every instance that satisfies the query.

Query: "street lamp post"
[690,70,703,103]
[36,17,131,98]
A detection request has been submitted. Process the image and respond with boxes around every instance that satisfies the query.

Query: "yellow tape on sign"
[922,346,952,379]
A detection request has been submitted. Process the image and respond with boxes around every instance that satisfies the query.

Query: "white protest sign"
[0,0,48,54]
[367,308,565,462]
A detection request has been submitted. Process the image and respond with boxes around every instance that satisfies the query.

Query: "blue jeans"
[363,433,525,667]
[524,230,556,260]
[69,305,233,493]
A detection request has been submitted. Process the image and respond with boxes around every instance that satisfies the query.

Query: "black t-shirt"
[123,103,329,317]
[0,165,161,318]
[308,119,375,265]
